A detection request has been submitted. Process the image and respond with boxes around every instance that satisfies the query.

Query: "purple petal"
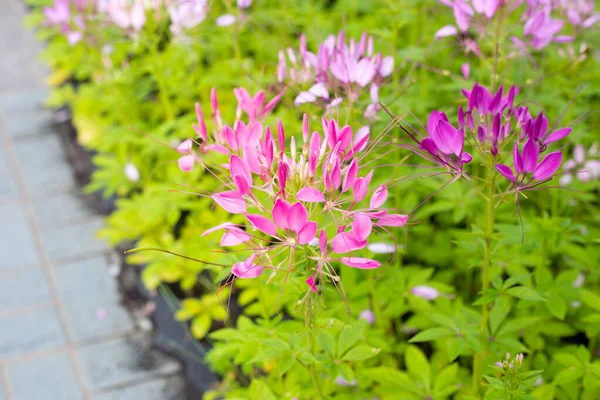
[522,138,539,173]
[544,127,571,144]
[496,164,516,182]
[533,152,562,181]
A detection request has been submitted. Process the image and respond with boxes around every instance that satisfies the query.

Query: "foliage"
[27,0,600,399]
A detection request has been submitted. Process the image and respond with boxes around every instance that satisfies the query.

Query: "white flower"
[124,162,140,182]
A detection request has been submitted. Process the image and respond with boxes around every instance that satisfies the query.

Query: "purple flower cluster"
[402,83,571,192]
[277,31,394,119]
[435,0,598,53]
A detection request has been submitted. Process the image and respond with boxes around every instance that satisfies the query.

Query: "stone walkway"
[0,1,185,399]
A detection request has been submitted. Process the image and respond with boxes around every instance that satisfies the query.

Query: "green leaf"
[338,322,364,358]
[489,296,512,334]
[580,289,600,312]
[341,345,381,361]
[278,352,296,376]
[337,362,355,382]
[433,363,458,397]
[191,314,212,339]
[546,295,567,320]
[362,367,419,393]
[503,274,531,290]
[506,286,546,301]
[554,353,583,368]
[553,367,584,385]
[427,313,457,330]
[405,345,431,390]
[261,338,290,351]
[409,327,452,343]
[296,351,318,364]
[315,330,336,356]
[446,336,464,362]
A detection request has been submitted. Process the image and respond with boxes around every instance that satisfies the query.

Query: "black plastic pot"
[152,292,219,397]
[52,108,117,215]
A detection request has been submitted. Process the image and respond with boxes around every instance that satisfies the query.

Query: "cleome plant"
[26,0,600,399]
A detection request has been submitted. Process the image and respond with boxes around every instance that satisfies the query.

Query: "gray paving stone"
[78,334,181,390]
[0,88,49,114]
[4,110,54,138]
[7,352,83,400]
[0,145,19,203]
[54,257,134,342]
[0,203,39,269]
[31,191,93,229]
[40,218,107,262]
[0,267,51,314]
[13,134,75,195]
[93,375,186,400]
[0,307,66,360]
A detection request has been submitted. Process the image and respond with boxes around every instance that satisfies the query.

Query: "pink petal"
[342,159,358,193]
[212,191,246,214]
[376,213,408,227]
[231,257,264,279]
[411,285,440,300]
[461,63,470,79]
[287,202,309,233]
[533,151,562,181]
[246,214,277,236]
[434,25,458,39]
[205,144,231,155]
[272,199,291,230]
[319,229,328,254]
[369,185,388,208]
[340,257,381,269]
[495,164,516,182]
[298,221,317,244]
[331,232,367,253]
[352,213,372,242]
[353,170,373,202]
[202,222,235,236]
[306,275,317,293]
[297,187,325,203]
[176,139,193,154]
[178,155,195,172]
[221,227,251,246]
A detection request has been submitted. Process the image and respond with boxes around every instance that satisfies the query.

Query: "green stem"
[472,166,496,396]
[308,331,324,400]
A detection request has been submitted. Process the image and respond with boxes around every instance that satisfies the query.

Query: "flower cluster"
[560,143,600,184]
[178,89,407,295]
[435,0,598,53]
[175,87,283,171]
[398,83,571,193]
[277,31,394,120]
[168,0,208,36]
[43,0,255,44]
[43,0,93,45]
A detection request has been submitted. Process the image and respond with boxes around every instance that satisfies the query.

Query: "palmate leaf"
[506,286,546,301]
[409,327,453,343]
[341,345,381,361]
